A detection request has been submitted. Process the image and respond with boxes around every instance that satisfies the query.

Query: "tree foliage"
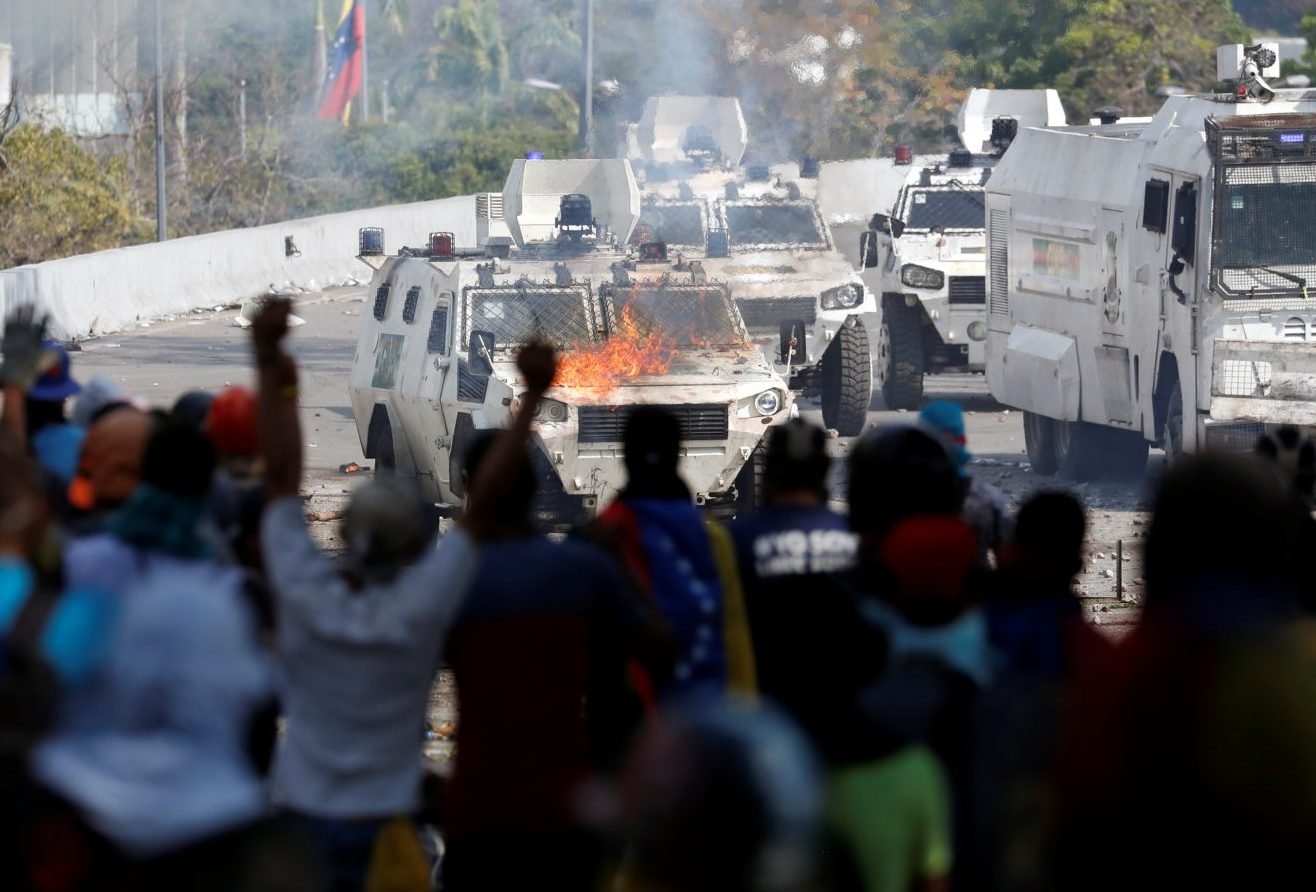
[0,0,1271,266]
[0,123,147,267]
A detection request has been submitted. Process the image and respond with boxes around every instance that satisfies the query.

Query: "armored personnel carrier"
[859,90,1066,409]
[625,96,877,436]
[985,43,1316,480]
[348,158,793,524]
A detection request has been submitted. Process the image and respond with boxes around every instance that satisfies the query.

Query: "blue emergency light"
[526,150,545,160]
[1279,133,1305,144]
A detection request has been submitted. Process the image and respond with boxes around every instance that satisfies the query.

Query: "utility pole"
[579,0,594,155]
[153,0,166,241]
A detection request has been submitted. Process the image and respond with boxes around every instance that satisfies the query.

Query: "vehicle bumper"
[1209,339,1316,426]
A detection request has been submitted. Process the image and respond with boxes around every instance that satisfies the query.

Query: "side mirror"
[860,231,879,268]
[469,329,495,375]
[870,213,904,239]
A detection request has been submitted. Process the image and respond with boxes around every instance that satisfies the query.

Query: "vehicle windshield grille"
[605,282,748,347]
[462,283,599,348]
[636,202,707,245]
[904,190,985,230]
[1214,163,1316,298]
[723,203,827,247]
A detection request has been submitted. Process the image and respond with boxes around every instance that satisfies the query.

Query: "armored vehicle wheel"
[1054,421,1148,481]
[821,318,873,438]
[370,421,397,477]
[1165,381,1185,464]
[1023,412,1058,476]
[1054,420,1105,482]
[1103,427,1149,480]
[734,445,766,515]
[876,295,924,411]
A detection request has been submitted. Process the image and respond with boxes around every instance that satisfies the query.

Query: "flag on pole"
[317,0,365,123]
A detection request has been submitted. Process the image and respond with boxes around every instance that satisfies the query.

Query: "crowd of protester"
[3,298,1316,891]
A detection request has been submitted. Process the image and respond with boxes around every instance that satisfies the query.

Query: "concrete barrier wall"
[0,195,476,340]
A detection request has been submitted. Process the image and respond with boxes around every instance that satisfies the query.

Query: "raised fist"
[517,340,557,396]
[1,305,52,390]
[252,297,294,363]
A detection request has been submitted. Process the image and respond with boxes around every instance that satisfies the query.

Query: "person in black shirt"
[728,419,878,758]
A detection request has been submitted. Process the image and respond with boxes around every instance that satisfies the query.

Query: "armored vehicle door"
[1092,207,1138,426]
[1163,175,1202,449]
[401,284,458,502]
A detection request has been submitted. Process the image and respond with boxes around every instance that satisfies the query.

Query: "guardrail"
[0,194,476,340]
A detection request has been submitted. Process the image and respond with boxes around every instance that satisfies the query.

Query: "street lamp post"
[579,0,594,156]
[154,0,166,241]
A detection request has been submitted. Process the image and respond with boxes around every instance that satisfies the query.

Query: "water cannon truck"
[984,43,1316,479]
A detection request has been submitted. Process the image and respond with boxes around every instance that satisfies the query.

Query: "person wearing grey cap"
[251,297,558,891]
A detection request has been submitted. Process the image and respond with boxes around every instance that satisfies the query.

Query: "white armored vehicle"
[348,158,793,523]
[626,96,877,436]
[860,90,1066,409]
[985,44,1316,480]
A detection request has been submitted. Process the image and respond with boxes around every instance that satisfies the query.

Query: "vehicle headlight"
[820,283,864,310]
[534,398,569,422]
[900,264,945,290]
[754,389,783,416]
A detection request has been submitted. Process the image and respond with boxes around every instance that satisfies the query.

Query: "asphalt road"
[71,288,1031,476]
[73,287,1146,623]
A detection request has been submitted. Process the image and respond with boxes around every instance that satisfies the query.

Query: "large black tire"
[369,419,397,477]
[1056,420,1149,482]
[876,295,925,410]
[1054,420,1105,482]
[1023,411,1058,476]
[820,318,873,437]
[734,445,766,515]
[1165,381,1185,464]
[1103,427,1150,481]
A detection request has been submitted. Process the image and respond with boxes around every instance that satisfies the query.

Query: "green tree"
[0,123,148,267]
[1050,0,1249,116]
[433,0,511,98]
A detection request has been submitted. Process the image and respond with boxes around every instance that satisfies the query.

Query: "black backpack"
[0,581,62,763]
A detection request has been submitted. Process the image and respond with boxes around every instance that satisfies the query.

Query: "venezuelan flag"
[317,0,365,122]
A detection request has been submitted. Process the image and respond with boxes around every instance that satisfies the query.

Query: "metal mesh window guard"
[636,200,708,246]
[604,281,748,347]
[1213,162,1316,298]
[904,189,986,231]
[427,303,449,354]
[1217,359,1273,397]
[402,286,421,323]
[461,282,599,349]
[718,200,828,249]
[372,283,391,321]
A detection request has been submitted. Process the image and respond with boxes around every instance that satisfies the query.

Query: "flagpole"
[359,0,369,123]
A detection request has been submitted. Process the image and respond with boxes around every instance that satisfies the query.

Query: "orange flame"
[555,302,675,390]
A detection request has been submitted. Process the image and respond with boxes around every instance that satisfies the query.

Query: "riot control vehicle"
[860,89,1066,409]
[349,159,793,524]
[985,43,1316,479]
[627,96,877,435]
